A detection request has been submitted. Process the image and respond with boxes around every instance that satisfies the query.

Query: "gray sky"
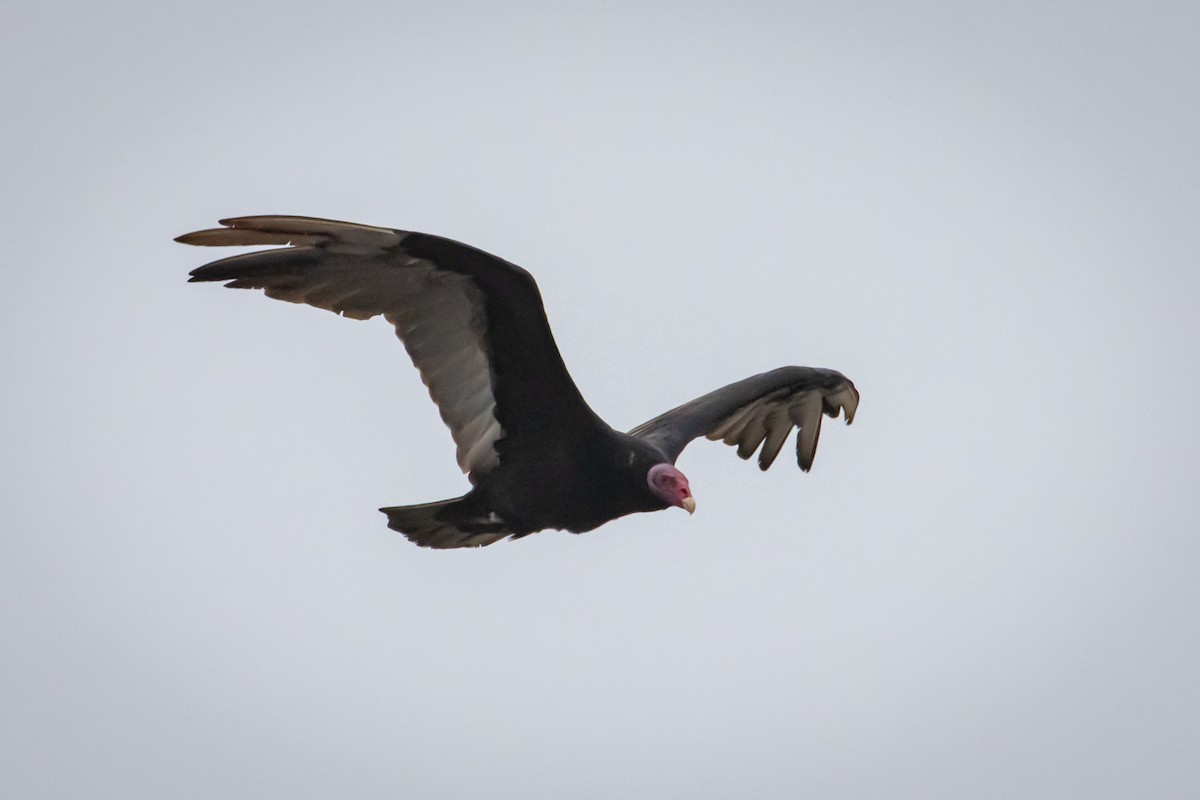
[3,1,1198,797]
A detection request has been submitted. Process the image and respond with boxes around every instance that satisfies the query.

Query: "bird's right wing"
[629,367,859,471]
[180,216,602,480]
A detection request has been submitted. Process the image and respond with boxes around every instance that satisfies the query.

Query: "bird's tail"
[380,494,512,549]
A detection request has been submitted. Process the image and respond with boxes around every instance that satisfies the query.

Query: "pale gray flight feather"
[629,366,859,472]
[179,216,502,476]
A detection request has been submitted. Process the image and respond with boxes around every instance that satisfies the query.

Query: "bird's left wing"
[180,216,601,480]
[629,367,859,471]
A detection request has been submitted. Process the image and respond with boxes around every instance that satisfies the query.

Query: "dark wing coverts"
[180,215,598,479]
[630,367,859,471]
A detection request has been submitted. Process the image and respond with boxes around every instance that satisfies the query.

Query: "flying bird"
[180,216,859,548]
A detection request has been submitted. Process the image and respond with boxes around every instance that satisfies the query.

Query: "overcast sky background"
[3,2,1198,797]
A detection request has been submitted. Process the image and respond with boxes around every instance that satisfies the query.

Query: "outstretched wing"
[180,215,600,479]
[629,367,859,471]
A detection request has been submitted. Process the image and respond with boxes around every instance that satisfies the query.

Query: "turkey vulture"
[180,216,859,548]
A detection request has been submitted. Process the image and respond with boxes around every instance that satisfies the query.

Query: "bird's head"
[647,463,696,514]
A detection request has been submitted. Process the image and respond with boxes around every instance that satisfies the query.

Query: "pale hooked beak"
[681,496,696,515]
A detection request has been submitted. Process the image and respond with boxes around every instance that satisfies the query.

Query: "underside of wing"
[180,215,598,478]
[629,366,859,471]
